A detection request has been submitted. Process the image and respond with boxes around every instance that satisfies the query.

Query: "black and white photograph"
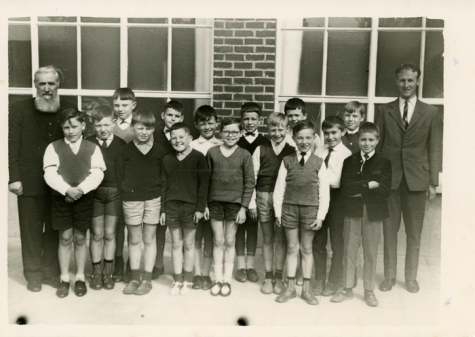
[1,0,474,336]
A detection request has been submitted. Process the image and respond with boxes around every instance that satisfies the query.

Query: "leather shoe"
[331,288,354,302]
[134,280,152,295]
[322,282,339,297]
[74,280,87,297]
[27,280,42,292]
[364,291,378,306]
[201,276,212,290]
[379,278,396,291]
[312,280,325,296]
[405,279,420,293]
[275,287,297,303]
[301,288,319,305]
[273,279,285,294]
[56,281,70,298]
[123,280,140,295]
[152,266,164,280]
[192,275,202,289]
[247,269,258,282]
[235,269,247,282]
[42,277,60,289]
[261,279,274,294]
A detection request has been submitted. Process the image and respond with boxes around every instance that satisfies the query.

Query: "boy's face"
[286,108,306,129]
[62,118,85,143]
[94,116,116,141]
[323,126,345,149]
[294,128,315,153]
[268,123,287,145]
[195,116,217,140]
[161,108,184,130]
[113,99,136,120]
[221,123,241,148]
[358,132,379,154]
[343,111,365,132]
[242,112,260,134]
[170,128,193,153]
[132,122,155,143]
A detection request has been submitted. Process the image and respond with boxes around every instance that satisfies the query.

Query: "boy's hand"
[194,211,204,223]
[427,185,437,200]
[66,187,83,200]
[9,181,23,196]
[275,217,282,227]
[309,219,323,231]
[368,181,380,189]
[236,207,247,224]
[65,196,75,204]
[204,207,210,220]
[248,208,258,221]
[159,213,166,226]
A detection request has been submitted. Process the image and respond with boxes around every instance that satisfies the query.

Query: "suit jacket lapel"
[406,99,424,132]
[388,100,405,132]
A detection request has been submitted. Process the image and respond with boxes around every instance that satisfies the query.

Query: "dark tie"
[164,128,170,134]
[101,140,108,149]
[403,100,409,130]
[120,119,127,125]
[324,148,333,168]
[361,153,370,172]
[245,132,256,137]
[299,152,306,166]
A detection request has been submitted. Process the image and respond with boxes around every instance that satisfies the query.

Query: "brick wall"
[213,19,276,128]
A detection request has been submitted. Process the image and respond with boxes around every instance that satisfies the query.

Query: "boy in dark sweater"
[86,105,126,291]
[160,122,210,296]
[207,117,255,296]
[235,102,269,283]
[43,109,106,298]
[115,110,166,295]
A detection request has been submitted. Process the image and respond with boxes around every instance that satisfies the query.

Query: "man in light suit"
[374,63,442,293]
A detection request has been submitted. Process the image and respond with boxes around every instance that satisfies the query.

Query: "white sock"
[224,263,234,283]
[214,263,223,282]
[247,256,255,269]
[60,274,70,282]
[237,256,246,269]
[76,274,85,282]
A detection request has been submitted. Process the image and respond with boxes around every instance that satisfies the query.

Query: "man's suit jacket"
[8,98,77,196]
[375,99,442,191]
[340,152,392,222]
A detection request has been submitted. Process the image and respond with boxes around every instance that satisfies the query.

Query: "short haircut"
[91,105,115,123]
[267,112,288,129]
[60,108,83,125]
[241,102,262,116]
[292,120,315,136]
[358,122,380,138]
[169,122,191,135]
[131,110,156,128]
[322,115,345,132]
[34,65,61,85]
[195,105,218,123]
[344,101,366,117]
[112,88,136,101]
[164,100,184,115]
[284,98,306,115]
[220,116,242,132]
[395,62,421,79]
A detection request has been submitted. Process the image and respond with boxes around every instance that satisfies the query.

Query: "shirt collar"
[96,134,114,145]
[118,115,132,124]
[345,128,359,135]
[271,138,286,148]
[64,136,83,145]
[297,149,310,158]
[177,146,192,159]
[133,138,154,147]
[399,95,417,107]
[361,150,375,160]
[326,142,345,152]
[198,135,220,144]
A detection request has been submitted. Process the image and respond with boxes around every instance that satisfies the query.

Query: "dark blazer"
[8,98,77,196]
[340,152,392,222]
[375,99,442,191]
[153,128,174,155]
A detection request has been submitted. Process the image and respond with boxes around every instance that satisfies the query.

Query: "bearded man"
[9,66,78,292]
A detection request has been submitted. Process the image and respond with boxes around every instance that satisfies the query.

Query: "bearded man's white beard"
[35,94,60,113]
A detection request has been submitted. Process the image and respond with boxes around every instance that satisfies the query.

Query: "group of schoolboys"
[42,86,392,308]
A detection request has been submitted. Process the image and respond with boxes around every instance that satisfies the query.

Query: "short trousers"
[51,193,94,232]
[165,200,198,229]
[281,203,319,231]
[123,197,161,225]
[208,201,241,222]
[93,187,121,217]
[256,191,275,223]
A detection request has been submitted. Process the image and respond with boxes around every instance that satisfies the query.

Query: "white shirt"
[360,150,375,171]
[190,136,222,156]
[96,134,114,148]
[399,96,417,123]
[285,132,322,153]
[43,137,106,196]
[273,149,330,220]
[117,115,132,130]
[243,132,258,144]
[315,142,352,188]
[345,128,359,136]
[164,128,171,140]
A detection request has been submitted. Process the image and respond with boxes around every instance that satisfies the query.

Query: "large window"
[8,17,213,136]
[275,17,444,135]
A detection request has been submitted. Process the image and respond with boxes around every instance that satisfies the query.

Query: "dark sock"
[104,259,113,265]
[174,274,184,283]
[142,271,152,282]
[93,261,101,266]
[184,271,193,283]
[344,287,353,292]
[364,289,373,294]
[131,269,141,282]
[287,276,295,280]
[275,270,283,280]
[265,271,273,280]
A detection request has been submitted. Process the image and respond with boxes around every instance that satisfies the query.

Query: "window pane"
[128,18,168,24]
[9,25,32,88]
[278,101,322,134]
[81,17,120,23]
[82,96,111,112]
[9,17,30,21]
[172,18,196,24]
[128,27,168,91]
[378,17,422,27]
[376,31,421,97]
[423,32,444,98]
[325,103,348,119]
[280,31,324,95]
[328,17,371,28]
[39,26,77,89]
[173,99,210,139]
[281,18,324,28]
[426,18,444,28]
[62,96,78,107]
[326,31,370,96]
[81,27,120,90]
[135,97,168,117]
[9,95,33,106]
[172,28,212,92]
[38,16,76,22]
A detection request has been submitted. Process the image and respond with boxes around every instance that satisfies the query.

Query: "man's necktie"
[403,100,409,130]
[299,152,306,166]
[101,140,108,149]
[324,148,333,168]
